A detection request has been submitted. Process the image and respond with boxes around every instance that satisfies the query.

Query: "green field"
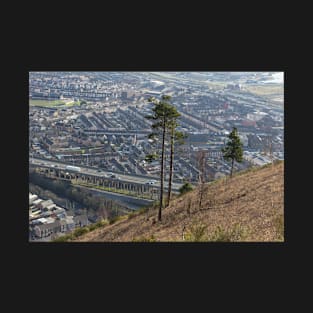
[29,99,81,107]
[64,101,81,107]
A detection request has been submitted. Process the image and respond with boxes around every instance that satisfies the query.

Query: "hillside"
[72,161,284,242]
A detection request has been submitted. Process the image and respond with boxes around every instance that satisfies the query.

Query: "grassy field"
[206,81,227,90]
[244,84,283,97]
[29,99,81,107]
[244,84,284,105]
[29,99,66,107]
[64,101,81,107]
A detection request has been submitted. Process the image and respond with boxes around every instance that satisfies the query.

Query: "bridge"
[29,157,186,200]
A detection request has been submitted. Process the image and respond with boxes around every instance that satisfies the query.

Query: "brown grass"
[73,162,284,242]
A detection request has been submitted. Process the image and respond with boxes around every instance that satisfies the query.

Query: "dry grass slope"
[73,162,284,242]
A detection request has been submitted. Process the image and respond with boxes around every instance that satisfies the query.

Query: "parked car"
[146,180,157,185]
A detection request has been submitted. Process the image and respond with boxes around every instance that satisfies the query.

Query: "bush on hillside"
[179,182,193,195]
[109,215,126,225]
[73,227,89,237]
[185,223,208,242]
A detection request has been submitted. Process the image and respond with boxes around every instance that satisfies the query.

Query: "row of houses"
[29,193,88,242]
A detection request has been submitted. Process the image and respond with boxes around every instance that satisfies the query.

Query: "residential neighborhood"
[29,192,88,241]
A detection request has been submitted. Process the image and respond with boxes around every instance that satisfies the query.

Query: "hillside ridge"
[73,161,284,242]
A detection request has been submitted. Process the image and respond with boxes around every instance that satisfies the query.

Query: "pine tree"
[222,127,243,177]
[145,95,180,221]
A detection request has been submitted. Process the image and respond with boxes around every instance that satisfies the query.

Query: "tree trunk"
[197,151,206,209]
[230,158,234,178]
[159,122,166,221]
[199,183,203,209]
[167,128,174,207]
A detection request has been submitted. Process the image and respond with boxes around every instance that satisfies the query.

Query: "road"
[30,157,185,191]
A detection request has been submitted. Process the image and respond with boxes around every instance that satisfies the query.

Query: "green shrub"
[95,219,109,227]
[179,182,193,195]
[73,227,89,237]
[88,224,98,231]
[185,223,208,242]
[89,219,109,229]
[109,215,125,225]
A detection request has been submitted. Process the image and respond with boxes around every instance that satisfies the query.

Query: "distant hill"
[73,161,284,242]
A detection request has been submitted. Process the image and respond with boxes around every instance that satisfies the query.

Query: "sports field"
[29,99,81,107]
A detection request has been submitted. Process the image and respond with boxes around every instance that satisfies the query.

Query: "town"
[29,71,284,241]
[29,192,88,241]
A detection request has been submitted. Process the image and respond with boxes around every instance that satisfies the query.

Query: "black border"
[4,7,303,309]
[7,35,295,288]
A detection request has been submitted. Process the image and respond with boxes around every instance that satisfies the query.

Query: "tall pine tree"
[145,95,180,221]
[222,127,243,177]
